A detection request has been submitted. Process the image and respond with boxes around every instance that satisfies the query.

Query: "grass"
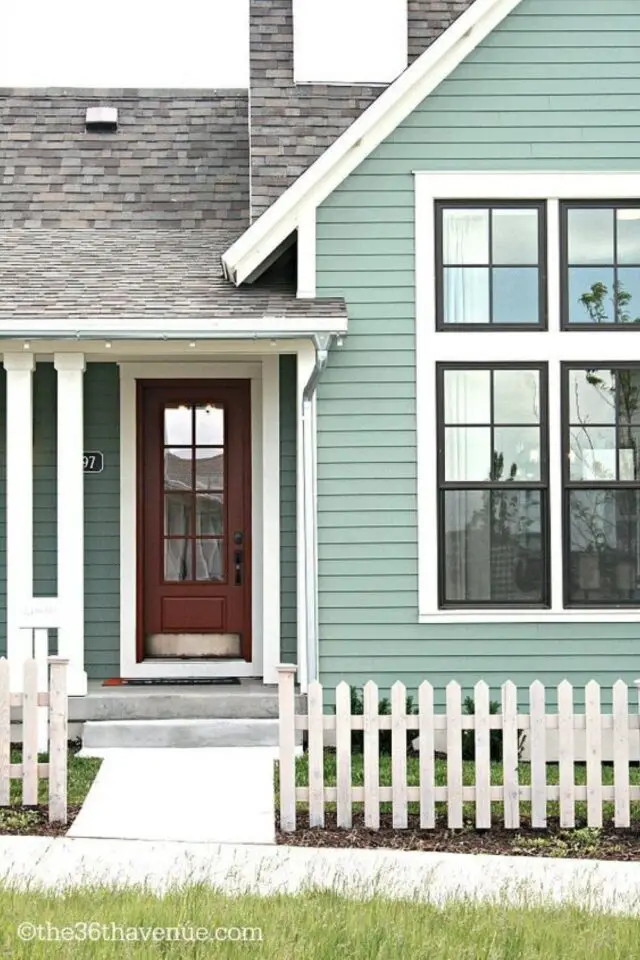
[0,886,638,958]
[284,750,640,824]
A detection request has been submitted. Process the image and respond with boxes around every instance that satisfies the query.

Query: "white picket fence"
[0,657,69,823]
[277,665,640,833]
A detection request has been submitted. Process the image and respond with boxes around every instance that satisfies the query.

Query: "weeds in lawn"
[0,809,40,833]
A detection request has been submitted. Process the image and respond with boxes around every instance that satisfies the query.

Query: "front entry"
[137,380,252,661]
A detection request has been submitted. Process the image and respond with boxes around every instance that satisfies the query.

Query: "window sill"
[419,610,640,624]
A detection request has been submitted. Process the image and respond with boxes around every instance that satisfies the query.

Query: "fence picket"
[613,680,630,829]
[307,680,324,828]
[22,658,39,806]
[529,681,546,829]
[48,657,68,824]
[502,681,520,830]
[446,681,463,829]
[558,680,575,829]
[363,681,380,830]
[585,680,602,829]
[418,681,435,829]
[474,681,491,829]
[277,665,297,833]
[336,681,352,829]
[0,659,9,806]
[391,681,408,829]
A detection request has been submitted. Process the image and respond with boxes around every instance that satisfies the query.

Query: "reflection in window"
[437,203,545,328]
[565,366,640,605]
[563,204,640,326]
[438,365,548,606]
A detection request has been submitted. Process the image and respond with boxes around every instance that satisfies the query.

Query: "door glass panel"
[164,405,193,445]
[196,493,224,537]
[195,405,224,445]
[195,450,224,490]
[164,449,194,491]
[164,540,193,581]
[164,494,193,537]
[194,539,224,582]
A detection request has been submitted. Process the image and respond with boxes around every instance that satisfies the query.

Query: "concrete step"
[70,686,306,722]
[82,718,281,750]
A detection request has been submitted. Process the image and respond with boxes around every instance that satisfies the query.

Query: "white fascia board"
[222,0,525,286]
[0,315,348,339]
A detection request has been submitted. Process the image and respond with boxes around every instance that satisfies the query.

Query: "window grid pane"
[563,202,640,327]
[437,201,545,329]
[564,364,640,606]
[438,365,548,608]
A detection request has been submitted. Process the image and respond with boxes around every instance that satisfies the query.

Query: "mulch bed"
[0,805,82,837]
[276,811,640,860]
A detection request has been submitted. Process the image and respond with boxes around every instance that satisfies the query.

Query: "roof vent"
[85,106,118,131]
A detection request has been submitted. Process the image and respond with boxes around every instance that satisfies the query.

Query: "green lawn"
[0,887,637,959]
[283,750,640,824]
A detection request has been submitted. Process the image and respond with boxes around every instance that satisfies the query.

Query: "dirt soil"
[276,812,640,860]
[0,805,82,837]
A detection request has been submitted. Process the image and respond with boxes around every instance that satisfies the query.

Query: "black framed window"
[437,364,549,608]
[435,201,547,329]
[561,202,640,327]
[564,365,640,606]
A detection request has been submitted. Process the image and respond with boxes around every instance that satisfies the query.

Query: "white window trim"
[415,171,640,624]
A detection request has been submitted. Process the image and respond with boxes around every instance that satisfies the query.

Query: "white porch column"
[3,353,35,690]
[54,353,87,695]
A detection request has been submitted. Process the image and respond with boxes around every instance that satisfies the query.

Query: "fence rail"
[277,665,640,833]
[0,656,69,823]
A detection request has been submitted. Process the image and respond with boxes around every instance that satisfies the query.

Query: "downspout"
[301,333,333,689]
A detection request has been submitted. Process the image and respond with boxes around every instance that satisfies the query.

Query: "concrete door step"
[82,718,280,750]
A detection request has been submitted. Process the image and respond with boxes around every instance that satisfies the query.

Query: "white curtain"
[443,211,489,325]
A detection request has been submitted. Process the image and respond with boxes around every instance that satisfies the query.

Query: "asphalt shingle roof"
[0,1,475,320]
[0,227,346,321]
[0,88,249,228]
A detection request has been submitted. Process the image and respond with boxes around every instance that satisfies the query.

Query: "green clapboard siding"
[315,0,640,708]
[83,364,120,679]
[280,355,298,663]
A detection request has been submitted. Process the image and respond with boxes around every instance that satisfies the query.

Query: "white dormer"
[293,0,408,85]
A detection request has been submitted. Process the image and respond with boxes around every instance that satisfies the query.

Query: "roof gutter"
[300,333,333,690]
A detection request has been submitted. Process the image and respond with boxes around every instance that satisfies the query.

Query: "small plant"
[346,686,418,754]
[0,808,40,833]
[462,696,526,763]
[512,828,609,859]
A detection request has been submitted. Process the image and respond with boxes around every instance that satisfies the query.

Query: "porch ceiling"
[0,227,345,325]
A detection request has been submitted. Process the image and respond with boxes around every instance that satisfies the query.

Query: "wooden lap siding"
[314,0,640,708]
[280,355,298,664]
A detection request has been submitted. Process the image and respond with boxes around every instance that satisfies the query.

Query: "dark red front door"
[138,381,251,661]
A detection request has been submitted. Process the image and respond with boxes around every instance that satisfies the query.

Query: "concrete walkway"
[68,747,276,844]
[1,837,640,913]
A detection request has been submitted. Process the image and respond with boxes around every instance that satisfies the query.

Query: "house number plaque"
[83,451,104,473]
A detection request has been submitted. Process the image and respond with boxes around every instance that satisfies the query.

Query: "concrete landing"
[67,747,276,844]
[82,718,279,749]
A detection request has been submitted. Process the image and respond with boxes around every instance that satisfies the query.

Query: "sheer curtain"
[165,497,191,581]
[195,495,223,581]
[444,371,491,601]
[443,211,488,326]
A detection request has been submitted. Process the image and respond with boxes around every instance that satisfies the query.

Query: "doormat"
[102,677,241,687]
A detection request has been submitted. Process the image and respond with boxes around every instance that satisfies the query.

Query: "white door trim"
[118,359,280,680]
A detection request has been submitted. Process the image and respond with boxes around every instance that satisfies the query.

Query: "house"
[1,0,639,723]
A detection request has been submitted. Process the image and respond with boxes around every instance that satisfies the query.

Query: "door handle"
[234,550,243,586]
